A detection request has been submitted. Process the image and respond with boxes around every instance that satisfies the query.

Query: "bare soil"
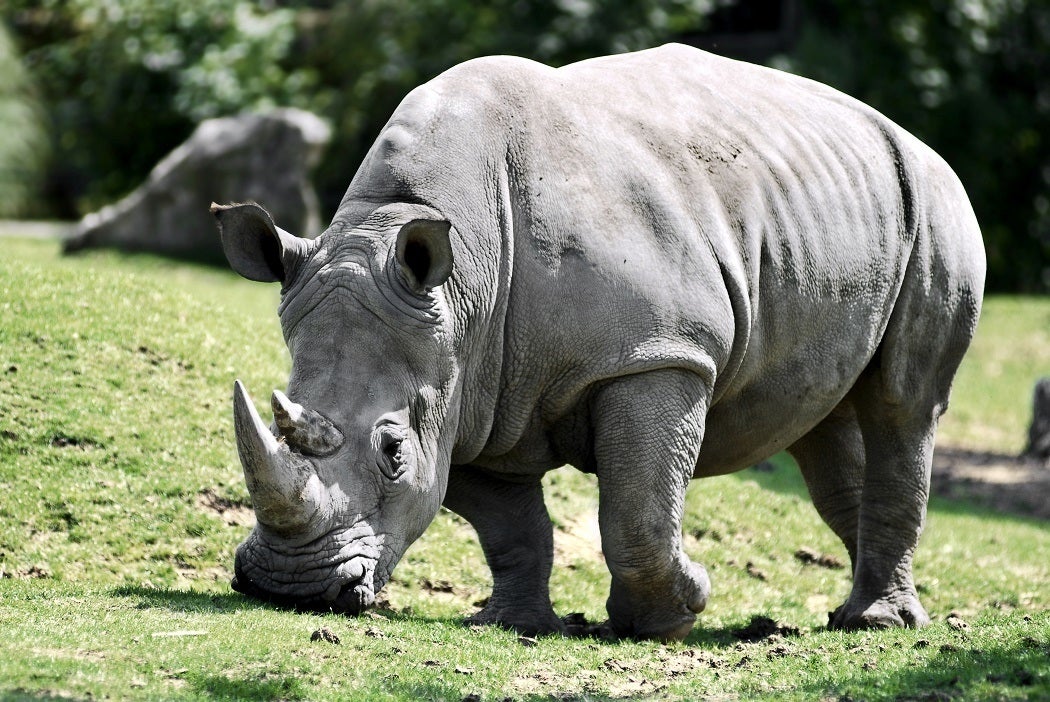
[932,447,1049,520]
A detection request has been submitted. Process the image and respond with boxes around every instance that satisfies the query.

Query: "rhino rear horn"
[211,202,313,283]
[271,390,344,456]
[233,380,327,533]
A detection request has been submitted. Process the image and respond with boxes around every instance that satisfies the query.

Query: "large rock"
[64,108,330,261]
[1025,377,1050,463]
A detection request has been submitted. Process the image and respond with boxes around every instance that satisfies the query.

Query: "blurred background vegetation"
[0,0,1047,292]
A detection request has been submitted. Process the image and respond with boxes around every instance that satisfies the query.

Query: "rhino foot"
[464,601,567,637]
[828,593,930,631]
[606,556,711,642]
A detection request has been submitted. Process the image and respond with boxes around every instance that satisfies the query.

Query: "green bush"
[296,0,714,216]
[3,0,322,215]
[0,21,47,217]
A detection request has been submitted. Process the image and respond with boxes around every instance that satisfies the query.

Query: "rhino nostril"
[339,580,359,601]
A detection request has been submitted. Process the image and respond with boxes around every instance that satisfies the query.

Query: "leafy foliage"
[294,0,716,211]
[0,22,47,217]
[3,0,321,215]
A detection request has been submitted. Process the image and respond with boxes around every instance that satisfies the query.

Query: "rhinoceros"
[212,44,984,641]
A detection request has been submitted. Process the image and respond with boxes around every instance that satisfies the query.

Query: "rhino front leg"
[591,369,712,641]
[442,467,566,636]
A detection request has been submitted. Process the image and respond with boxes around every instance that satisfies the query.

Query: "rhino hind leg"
[826,376,936,631]
[827,220,982,631]
[789,401,865,572]
[442,468,566,636]
[789,398,927,629]
[824,302,971,632]
[591,369,712,641]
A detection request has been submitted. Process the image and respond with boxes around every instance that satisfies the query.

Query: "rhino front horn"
[271,390,344,456]
[233,380,327,533]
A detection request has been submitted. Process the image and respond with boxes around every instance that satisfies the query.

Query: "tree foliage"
[782,0,1049,291]
[0,22,47,217]
[2,0,1047,290]
[295,0,715,213]
[3,0,321,216]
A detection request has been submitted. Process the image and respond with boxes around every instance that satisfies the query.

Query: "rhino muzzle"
[231,538,379,615]
[233,380,337,533]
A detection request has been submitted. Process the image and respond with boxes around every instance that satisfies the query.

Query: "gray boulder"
[64,108,330,261]
[1025,377,1050,463]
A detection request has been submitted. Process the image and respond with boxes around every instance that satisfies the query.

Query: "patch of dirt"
[1,564,52,579]
[419,578,456,594]
[48,433,101,450]
[310,627,340,644]
[794,547,845,569]
[745,561,768,580]
[732,615,801,642]
[196,488,255,527]
[552,507,603,568]
[660,648,724,675]
[932,448,1049,520]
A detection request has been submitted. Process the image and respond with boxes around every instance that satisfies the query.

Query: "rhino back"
[338,45,983,474]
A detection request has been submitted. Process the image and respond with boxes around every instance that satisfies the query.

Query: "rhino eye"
[382,437,402,461]
[378,433,408,480]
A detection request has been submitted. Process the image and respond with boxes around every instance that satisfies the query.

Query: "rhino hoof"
[828,597,930,631]
[464,604,566,637]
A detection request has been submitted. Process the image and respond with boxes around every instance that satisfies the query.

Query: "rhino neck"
[443,170,518,467]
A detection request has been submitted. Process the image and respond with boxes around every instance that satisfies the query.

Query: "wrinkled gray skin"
[215,45,985,641]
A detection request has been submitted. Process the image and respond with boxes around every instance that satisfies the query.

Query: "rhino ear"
[211,202,310,283]
[395,219,453,291]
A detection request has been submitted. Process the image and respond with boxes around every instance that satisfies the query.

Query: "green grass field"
[1,237,1047,701]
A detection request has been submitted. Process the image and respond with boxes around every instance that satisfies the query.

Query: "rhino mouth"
[231,526,386,615]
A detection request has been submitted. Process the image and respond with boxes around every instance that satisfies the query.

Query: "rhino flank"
[213,44,984,641]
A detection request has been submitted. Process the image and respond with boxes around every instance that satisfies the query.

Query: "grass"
[1,237,1047,701]
[937,296,1050,453]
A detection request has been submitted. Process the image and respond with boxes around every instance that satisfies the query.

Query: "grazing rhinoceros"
[213,44,984,641]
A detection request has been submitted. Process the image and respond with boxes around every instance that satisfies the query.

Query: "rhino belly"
[693,327,880,476]
[695,391,840,476]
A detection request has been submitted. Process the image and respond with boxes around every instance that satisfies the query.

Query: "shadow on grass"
[800,634,1048,700]
[108,583,470,628]
[182,634,1047,701]
[107,583,776,653]
[1,691,94,702]
[188,673,307,702]
[739,452,1047,526]
[109,584,269,613]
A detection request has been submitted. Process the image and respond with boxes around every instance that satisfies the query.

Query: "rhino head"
[212,202,458,614]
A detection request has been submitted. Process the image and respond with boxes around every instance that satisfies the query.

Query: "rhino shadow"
[109,584,269,614]
[108,583,463,627]
[740,452,1049,524]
